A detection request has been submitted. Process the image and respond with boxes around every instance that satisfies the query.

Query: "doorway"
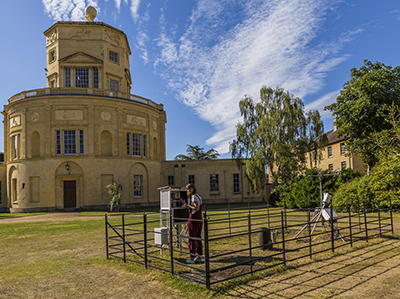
[63,180,77,208]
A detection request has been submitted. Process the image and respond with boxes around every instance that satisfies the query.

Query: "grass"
[0,212,45,219]
[1,209,400,298]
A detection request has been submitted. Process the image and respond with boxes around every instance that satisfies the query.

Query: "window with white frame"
[132,134,141,156]
[233,173,240,193]
[110,79,119,91]
[75,68,89,88]
[340,143,346,155]
[188,175,195,185]
[210,174,219,193]
[56,130,84,156]
[328,146,332,158]
[50,50,56,62]
[109,50,119,63]
[134,175,143,197]
[12,135,18,160]
[168,176,174,186]
[328,164,334,173]
[341,161,347,169]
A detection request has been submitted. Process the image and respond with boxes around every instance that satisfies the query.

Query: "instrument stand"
[293,193,345,242]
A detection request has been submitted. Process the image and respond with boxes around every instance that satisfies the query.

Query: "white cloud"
[42,0,99,21]
[130,0,141,22]
[305,90,340,119]
[155,0,359,154]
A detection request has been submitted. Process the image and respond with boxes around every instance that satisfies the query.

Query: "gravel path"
[0,212,103,224]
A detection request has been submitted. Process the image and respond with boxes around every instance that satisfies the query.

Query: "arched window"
[101,130,112,156]
[31,131,40,157]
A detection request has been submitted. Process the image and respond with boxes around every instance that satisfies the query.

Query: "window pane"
[134,175,143,197]
[75,68,89,88]
[341,161,346,169]
[340,143,346,155]
[329,164,333,172]
[12,135,18,159]
[168,176,174,186]
[56,130,61,155]
[127,133,131,156]
[110,79,119,91]
[233,173,240,193]
[132,134,141,156]
[109,51,118,63]
[210,174,219,192]
[143,135,147,157]
[64,130,76,155]
[93,67,98,89]
[328,147,332,158]
[65,68,71,87]
[79,130,84,155]
[188,175,195,185]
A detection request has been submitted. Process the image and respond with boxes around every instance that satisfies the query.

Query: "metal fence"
[105,201,394,289]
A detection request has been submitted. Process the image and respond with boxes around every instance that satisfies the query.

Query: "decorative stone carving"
[127,115,146,127]
[100,111,111,122]
[47,31,57,45]
[105,30,121,46]
[152,121,157,131]
[70,28,92,39]
[55,110,84,120]
[31,112,40,122]
[10,116,21,128]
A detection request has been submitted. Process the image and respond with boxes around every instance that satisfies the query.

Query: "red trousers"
[187,211,203,256]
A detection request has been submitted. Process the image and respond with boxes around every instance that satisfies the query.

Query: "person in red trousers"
[183,183,203,264]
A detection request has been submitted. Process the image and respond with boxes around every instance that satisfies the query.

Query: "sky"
[0,0,399,160]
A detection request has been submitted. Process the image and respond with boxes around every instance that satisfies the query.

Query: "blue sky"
[0,0,399,160]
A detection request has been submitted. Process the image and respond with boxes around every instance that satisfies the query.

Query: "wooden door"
[64,180,76,208]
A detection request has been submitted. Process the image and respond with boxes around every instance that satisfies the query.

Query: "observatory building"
[0,7,265,212]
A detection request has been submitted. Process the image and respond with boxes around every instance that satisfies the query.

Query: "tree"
[174,144,220,160]
[230,86,326,200]
[325,60,400,173]
[107,180,123,212]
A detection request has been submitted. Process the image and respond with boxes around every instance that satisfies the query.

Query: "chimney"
[333,116,339,131]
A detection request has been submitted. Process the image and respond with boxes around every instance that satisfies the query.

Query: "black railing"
[105,200,394,289]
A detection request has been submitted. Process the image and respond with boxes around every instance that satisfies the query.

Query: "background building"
[0,8,264,213]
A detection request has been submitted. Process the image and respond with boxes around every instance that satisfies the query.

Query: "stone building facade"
[0,14,265,212]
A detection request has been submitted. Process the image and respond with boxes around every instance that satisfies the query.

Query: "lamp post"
[65,163,70,174]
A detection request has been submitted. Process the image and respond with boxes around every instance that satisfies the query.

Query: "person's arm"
[183,196,200,211]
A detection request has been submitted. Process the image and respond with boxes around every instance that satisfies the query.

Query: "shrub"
[107,180,123,212]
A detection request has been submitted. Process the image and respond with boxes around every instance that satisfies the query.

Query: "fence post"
[143,212,148,269]
[363,202,368,243]
[105,214,110,259]
[169,212,174,275]
[204,212,211,289]
[308,208,312,259]
[348,204,353,247]
[122,214,126,263]
[248,212,253,274]
[378,200,382,238]
[281,211,286,265]
[267,202,270,228]
[390,197,394,234]
[228,204,231,237]
[284,200,288,231]
[331,202,334,253]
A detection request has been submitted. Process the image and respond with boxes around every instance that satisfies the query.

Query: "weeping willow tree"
[230,86,326,202]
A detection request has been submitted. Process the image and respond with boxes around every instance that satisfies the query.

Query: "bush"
[107,180,123,212]
[370,155,400,209]
[332,175,375,212]
[280,168,361,209]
